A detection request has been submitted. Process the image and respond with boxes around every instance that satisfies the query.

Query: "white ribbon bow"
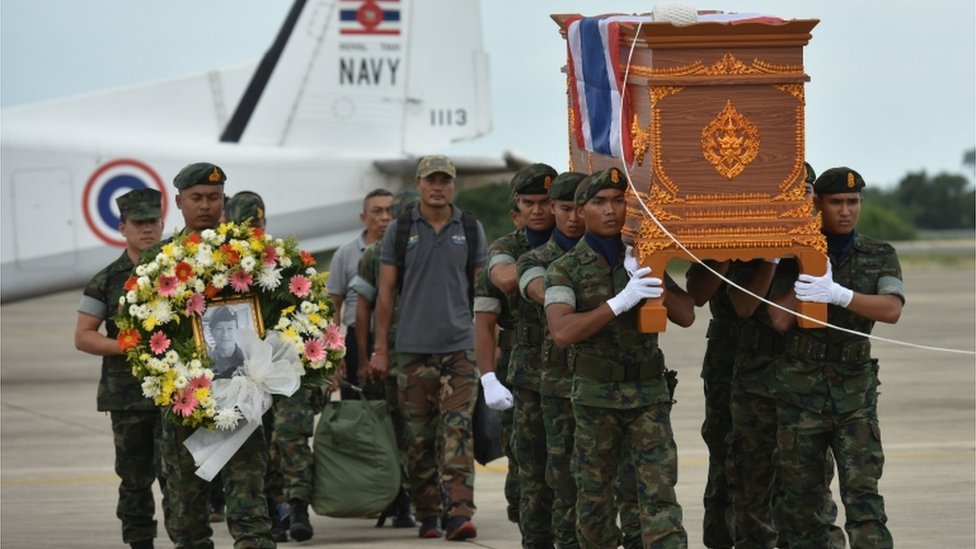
[184,329,303,480]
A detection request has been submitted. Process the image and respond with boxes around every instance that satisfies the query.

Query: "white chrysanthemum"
[214,407,243,430]
[300,301,317,314]
[150,300,173,324]
[256,266,282,290]
[171,245,185,260]
[137,276,152,290]
[128,304,146,320]
[173,374,189,390]
[126,291,138,304]
[189,358,204,371]
[141,376,162,398]
[240,255,257,273]
[135,264,148,277]
[305,267,316,276]
[193,279,206,293]
[146,357,167,374]
[211,273,228,289]
[274,317,291,330]
[195,245,214,268]
[145,261,159,275]
[279,254,292,268]
[200,229,219,244]
[164,350,180,365]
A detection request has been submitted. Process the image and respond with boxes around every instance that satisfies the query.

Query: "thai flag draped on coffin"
[566,16,652,165]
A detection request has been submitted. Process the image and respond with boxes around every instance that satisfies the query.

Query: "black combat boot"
[392,488,417,528]
[269,501,288,542]
[288,498,313,542]
[129,540,153,549]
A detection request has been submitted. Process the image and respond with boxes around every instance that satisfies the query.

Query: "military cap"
[416,155,456,179]
[225,191,265,225]
[391,189,420,217]
[813,167,865,195]
[510,163,557,196]
[210,307,238,326]
[575,167,628,206]
[549,171,588,201]
[116,188,162,221]
[174,162,226,190]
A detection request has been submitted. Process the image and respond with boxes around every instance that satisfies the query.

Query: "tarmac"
[1,261,974,548]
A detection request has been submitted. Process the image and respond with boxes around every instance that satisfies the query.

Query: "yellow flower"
[282,326,300,344]
[142,315,159,331]
[218,223,233,237]
[162,242,177,258]
[250,238,264,252]
[194,386,210,402]
[281,305,296,317]
[308,312,323,326]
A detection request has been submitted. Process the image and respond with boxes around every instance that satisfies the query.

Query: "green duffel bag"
[311,396,400,517]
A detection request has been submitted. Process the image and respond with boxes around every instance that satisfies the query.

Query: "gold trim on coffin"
[628,52,804,78]
[701,100,760,180]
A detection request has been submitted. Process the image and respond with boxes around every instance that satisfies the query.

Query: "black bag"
[311,396,400,517]
[472,383,504,466]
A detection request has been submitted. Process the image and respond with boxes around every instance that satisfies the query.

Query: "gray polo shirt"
[326,232,368,327]
[380,205,487,354]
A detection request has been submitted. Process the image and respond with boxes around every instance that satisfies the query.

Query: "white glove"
[480,372,513,410]
[794,263,853,307]
[623,245,640,276]
[606,266,663,316]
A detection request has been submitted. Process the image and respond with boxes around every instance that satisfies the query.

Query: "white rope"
[616,20,974,356]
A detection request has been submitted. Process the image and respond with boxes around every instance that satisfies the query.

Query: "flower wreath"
[114,222,345,430]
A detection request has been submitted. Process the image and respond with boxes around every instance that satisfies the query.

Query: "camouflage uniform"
[472,267,520,523]
[773,234,903,548]
[79,250,169,546]
[545,238,686,549]
[490,227,554,547]
[271,390,314,504]
[685,263,738,549]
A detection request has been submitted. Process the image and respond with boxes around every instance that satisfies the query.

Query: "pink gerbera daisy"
[289,275,311,298]
[263,245,279,266]
[157,275,179,298]
[172,388,198,417]
[149,331,171,355]
[304,338,325,362]
[322,323,345,351]
[230,270,253,292]
[188,375,211,392]
[185,293,206,316]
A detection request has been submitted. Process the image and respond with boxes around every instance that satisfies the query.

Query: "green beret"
[391,189,420,217]
[174,162,226,190]
[510,163,557,196]
[116,188,162,221]
[575,167,628,206]
[804,162,817,186]
[549,171,587,201]
[813,167,865,195]
[416,155,456,178]
[225,191,265,226]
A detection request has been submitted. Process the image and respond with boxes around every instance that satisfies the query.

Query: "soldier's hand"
[795,263,853,307]
[369,350,390,380]
[480,372,513,410]
[606,266,663,316]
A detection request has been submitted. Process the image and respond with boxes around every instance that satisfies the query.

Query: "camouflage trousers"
[110,410,169,544]
[398,351,478,520]
[271,389,314,503]
[497,353,520,523]
[542,395,577,548]
[729,389,844,549]
[700,361,734,548]
[384,371,412,492]
[776,402,891,549]
[512,386,554,546]
[573,402,687,549]
[160,420,274,549]
[614,456,643,549]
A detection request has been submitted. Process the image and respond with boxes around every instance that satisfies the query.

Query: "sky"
[2,0,974,189]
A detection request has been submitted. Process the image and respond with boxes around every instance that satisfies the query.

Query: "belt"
[516,323,543,347]
[706,318,740,341]
[498,329,514,350]
[737,324,785,355]
[572,350,663,383]
[786,333,871,364]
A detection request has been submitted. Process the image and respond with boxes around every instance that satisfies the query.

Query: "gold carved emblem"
[847,172,856,188]
[610,169,620,183]
[701,100,760,180]
[209,167,222,182]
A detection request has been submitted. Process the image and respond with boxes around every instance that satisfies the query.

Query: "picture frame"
[192,294,265,362]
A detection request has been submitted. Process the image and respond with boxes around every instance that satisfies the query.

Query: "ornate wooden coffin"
[553,13,827,331]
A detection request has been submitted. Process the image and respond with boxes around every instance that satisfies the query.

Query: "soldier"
[473,194,526,525]
[483,162,558,549]
[545,168,694,549]
[351,189,419,529]
[369,155,487,541]
[224,189,314,542]
[74,188,168,549]
[153,162,276,549]
[768,167,902,548]
[514,171,586,549]
[329,188,394,400]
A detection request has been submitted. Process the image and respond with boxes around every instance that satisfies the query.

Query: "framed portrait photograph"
[192,294,265,379]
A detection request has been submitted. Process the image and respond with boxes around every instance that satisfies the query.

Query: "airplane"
[1,0,526,302]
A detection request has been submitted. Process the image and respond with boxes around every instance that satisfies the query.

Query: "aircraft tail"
[222,0,491,156]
